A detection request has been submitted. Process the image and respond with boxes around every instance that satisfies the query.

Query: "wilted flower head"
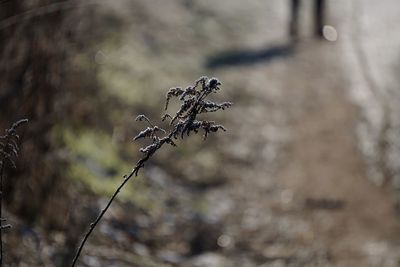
[132,76,232,175]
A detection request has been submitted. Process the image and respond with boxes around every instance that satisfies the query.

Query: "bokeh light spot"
[323,25,338,42]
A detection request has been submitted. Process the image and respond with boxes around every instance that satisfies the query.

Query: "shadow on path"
[206,43,295,69]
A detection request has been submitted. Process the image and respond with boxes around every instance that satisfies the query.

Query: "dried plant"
[0,119,28,266]
[71,76,232,266]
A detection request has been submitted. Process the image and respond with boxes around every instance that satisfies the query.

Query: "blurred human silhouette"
[289,0,326,39]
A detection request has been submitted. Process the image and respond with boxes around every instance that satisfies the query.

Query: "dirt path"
[208,37,400,266]
[86,1,400,266]
[278,40,400,264]
[203,2,400,266]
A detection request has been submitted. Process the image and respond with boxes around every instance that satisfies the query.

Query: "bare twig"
[71,77,232,266]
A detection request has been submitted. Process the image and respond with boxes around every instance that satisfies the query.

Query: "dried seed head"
[0,119,28,170]
[207,77,221,90]
[131,77,232,176]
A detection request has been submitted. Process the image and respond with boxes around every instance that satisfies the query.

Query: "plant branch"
[0,119,28,267]
[71,77,232,266]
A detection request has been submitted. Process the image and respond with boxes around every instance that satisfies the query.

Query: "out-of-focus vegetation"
[1,0,400,266]
[0,1,234,265]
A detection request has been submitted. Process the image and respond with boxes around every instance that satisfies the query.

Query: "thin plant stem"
[71,77,231,266]
[0,119,28,266]
[71,131,172,266]
[71,169,136,267]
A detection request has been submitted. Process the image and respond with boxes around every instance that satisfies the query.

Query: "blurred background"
[1,0,400,266]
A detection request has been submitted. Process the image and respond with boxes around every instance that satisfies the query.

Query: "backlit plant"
[72,76,232,266]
